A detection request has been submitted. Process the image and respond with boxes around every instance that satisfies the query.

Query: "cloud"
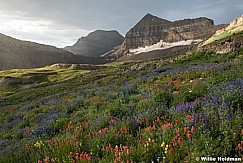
[0,11,90,47]
[0,0,242,47]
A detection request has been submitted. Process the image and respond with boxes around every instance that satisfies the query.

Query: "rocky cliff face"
[64,30,124,57]
[114,13,225,59]
[0,33,106,70]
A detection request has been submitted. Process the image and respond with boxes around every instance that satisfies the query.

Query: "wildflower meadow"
[0,50,243,162]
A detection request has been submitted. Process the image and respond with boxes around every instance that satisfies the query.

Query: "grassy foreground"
[0,50,243,162]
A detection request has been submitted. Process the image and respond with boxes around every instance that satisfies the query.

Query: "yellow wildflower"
[164,144,169,154]
[161,142,165,147]
[34,141,40,148]
[40,141,44,146]
[34,141,44,148]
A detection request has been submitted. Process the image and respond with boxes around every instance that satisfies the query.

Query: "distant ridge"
[0,33,106,70]
[64,30,124,57]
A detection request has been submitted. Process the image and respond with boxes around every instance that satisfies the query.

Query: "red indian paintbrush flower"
[44,156,50,163]
[184,127,189,133]
[169,148,173,154]
[191,126,195,134]
[187,115,193,120]
[187,131,191,139]
[238,143,241,148]
[25,144,29,150]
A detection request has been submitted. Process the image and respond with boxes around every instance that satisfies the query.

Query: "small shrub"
[51,118,70,132]
[227,53,236,60]
[154,91,173,109]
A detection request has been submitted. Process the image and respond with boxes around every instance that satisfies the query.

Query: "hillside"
[199,30,243,54]
[199,15,243,53]
[203,15,243,46]
[0,33,107,70]
[1,47,243,162]
[64,30,124,57]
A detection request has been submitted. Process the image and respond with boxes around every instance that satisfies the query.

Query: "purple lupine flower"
[226,114,232,120]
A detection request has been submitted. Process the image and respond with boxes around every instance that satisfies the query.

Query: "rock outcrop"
[64,30,124,57]
[49,63,107,70]
[199,15,243,54]
[0,33,107,70]
[199,32,243,54]
[113,13,225,60]
[199,15,243,47]
[217,15,243,34]
[201,15,243,49]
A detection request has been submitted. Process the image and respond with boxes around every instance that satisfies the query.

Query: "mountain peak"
[133,13,171,29]
[87,30,121,38]
[143,13,156,18]
[141,13,168,21]
[114,14,225,60]
[64,30,124,57]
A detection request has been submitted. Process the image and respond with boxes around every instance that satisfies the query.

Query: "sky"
[0,0,242,48]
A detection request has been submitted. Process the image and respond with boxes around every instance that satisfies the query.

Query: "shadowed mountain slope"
[0,33,107,70]
[64,30,124,57]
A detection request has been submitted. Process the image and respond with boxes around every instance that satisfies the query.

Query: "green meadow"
[0,49,243,162]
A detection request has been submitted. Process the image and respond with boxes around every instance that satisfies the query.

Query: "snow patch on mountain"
[100,45,120,57]
[129,40,202,54]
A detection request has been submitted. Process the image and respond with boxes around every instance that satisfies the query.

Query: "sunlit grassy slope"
[202,30,232,46]
[0,50,243,162]
[0,65,90,83]
[203,23,243,46]
[0,65,91,96]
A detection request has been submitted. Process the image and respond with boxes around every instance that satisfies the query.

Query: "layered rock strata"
[113,13,225,59]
